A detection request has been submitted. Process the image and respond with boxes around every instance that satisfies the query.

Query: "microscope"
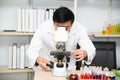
[47,27,70,76]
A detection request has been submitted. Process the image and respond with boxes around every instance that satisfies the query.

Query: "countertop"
[34,69,118,80]
[34,70,79,80]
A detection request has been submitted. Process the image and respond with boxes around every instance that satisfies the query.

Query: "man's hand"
[36,56,51,71]
[71,49,87,61]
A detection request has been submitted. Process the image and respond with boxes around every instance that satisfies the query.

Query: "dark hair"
[53,7,75,24]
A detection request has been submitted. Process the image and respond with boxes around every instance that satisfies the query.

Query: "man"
[27,7,96,70]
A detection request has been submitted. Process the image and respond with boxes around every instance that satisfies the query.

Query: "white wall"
[77,0,120,32]
[1,0,120,32]
[0,0,120,80]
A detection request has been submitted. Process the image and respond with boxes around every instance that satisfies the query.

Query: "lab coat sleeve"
[27,28,43,69]
[77,26,96,65]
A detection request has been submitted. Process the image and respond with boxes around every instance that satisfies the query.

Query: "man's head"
[53,7,75,32]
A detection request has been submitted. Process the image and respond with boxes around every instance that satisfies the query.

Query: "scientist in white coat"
[27,7,96,70]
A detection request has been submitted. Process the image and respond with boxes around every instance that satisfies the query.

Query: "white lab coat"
[27,20,96,70]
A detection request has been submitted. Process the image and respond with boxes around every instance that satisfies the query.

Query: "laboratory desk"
[34,70,117,80]
[34,70,79,80]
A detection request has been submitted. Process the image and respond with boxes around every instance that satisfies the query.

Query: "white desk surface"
[34,70,80,80]
[34,70,66,80]
[34,70,117,80]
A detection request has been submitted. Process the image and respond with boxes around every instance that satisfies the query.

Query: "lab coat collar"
[47,24,55,36]
[69,25,76,35]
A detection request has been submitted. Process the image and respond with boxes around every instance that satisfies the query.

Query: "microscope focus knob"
[46,61,54,68]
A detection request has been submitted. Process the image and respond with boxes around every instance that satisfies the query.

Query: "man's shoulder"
[73,21,83,26]
[73,21,85,29]
[41,20,53,25]
[37,20,53,32]
[38,20,53,29]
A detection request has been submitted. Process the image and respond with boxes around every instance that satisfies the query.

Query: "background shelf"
[0,32,34,36]
[0,66,34,73]
[93,32,120,37]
